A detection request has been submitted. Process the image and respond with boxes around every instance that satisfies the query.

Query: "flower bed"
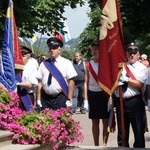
[0,87,83,150]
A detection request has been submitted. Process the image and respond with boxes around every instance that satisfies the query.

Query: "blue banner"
[0,0,16,91]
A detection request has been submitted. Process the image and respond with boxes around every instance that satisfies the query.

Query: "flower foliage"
[0,88,22,129]
[0,87,83,150]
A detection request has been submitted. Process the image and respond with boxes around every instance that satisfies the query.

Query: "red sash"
[124,64,143,95]
[86,61,116,132]
[86,61,98,83]
[86,61,109,97]
[124,65,137,80]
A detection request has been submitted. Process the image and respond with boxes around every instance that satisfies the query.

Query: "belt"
[117,94,140,101]
[49,92,63,97]
[42,90,63,98]
[28,93,34,95]
[75,81,84,84]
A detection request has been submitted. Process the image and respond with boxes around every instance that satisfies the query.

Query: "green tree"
[76,3,100,59]
[78,0,150,58]
[0,0,85,41]
[61,49,74,60]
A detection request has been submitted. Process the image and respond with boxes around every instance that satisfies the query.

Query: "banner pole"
[119,85,125,147]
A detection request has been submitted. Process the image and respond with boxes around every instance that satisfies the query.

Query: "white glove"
[107,98,113,112]
[37,100,42,107]
[148,99,150,111]
[16,80,21,86]
[66,100,72,107]
[119,74,129,82]
[84,100,89,111]
[118,80,124,86]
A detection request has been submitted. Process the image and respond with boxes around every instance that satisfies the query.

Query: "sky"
[36,3,90,39]
[63,3,90,38]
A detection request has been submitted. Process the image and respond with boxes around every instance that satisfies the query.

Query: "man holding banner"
[115,43,148,148]
[99,0,147,148]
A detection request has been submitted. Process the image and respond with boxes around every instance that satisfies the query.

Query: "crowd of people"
[1,32,150,148]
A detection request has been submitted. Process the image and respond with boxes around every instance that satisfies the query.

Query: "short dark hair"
[91,40,99,46]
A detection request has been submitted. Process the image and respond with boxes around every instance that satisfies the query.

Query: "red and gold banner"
[98,0,126,96]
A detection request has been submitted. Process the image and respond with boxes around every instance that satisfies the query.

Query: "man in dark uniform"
[115,42,148,148]
[36,32,77,110]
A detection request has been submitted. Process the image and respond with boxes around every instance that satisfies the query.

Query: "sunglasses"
[127,47,139,51]
[128,52,138,55]
[127,48,139,54]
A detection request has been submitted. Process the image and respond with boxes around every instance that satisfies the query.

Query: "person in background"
[72,52,88,114]
[30,53,36,59]
[140,54,149,67]
[36,32,77,110]
[28,52,39,70]
[85,40,110,146]
[16,46,38,110]
[146,66,150,111]
[39,54,47,64]
[115,42,148,148]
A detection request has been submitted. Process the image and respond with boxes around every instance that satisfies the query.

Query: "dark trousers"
[41,90,67,110]
[72,82,84,112]
[19,93,34,111]
[115,95,145,148]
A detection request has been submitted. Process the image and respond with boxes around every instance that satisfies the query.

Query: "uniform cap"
[47,32,64,48]
[21,46,32,56]
[126,42,139,53]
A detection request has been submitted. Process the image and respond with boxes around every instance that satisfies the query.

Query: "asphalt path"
[71,107,150,149]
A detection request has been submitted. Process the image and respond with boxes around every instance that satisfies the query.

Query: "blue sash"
[43,59,68,97]
[15,73,33,111]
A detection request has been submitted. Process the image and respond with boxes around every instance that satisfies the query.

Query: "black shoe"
[80,109,86,114]
[72,110,76,114]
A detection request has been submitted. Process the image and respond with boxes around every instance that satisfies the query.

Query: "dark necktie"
[47,59,56,86]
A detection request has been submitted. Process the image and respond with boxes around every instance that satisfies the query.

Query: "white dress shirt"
[27,57,39,70]
[22,61,38,93]
[146,67,150,85]
[88,60,102,92]
[37,56,77,95]
[116,61,148,98]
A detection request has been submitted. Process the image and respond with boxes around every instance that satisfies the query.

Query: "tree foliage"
[78,0,150,58]
[61,49,75,60]
[77,4,100,59]
[0,0,85,41]
[1,0,150,57]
